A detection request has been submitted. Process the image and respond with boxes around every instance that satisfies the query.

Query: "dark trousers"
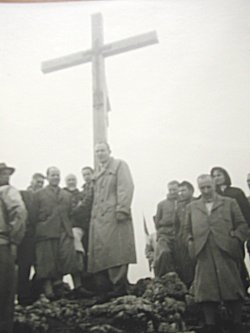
[17,235,35,305]
[94,265,128,293]
[202,300,242,325]
[0,244,15,333]
[154,236,175,277]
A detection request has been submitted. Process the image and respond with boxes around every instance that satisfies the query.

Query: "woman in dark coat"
[210,166,250,290]
[211,167,250,227]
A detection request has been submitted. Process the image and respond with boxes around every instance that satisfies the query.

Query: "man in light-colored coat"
[0,163,26,333]
[88,142,136,297]
[185,174,248,333]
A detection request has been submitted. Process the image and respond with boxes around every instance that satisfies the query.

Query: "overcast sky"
[1,0,250,281]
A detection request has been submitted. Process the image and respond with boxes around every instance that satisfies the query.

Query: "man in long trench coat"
[185,174,248,333]
[88,142,136,297]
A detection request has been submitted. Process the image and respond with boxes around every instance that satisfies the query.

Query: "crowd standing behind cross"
[0,147,250,333]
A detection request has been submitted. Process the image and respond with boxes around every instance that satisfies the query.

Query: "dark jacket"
[20,190,36,237]
[71,183,94,230]
[155,196,177,240]
[63,188,80,208]
[34,185,73,241]
[217,186,250,227]
[185,195,248,260]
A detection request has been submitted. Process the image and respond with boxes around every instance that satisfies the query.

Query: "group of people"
[0,142,136,333]
[146,168,250,333]
[1,145,250,333]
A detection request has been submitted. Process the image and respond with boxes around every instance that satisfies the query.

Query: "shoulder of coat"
[112,158,126,166]
[38,186,48,194]
[158,198,167,206]
[189,197,202,208]
[109,158,127,171]
[2,185,20,196]
[226,186,244,197]
[62,188,72,200]
[223,196,237,206]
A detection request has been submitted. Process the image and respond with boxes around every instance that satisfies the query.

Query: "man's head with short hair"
[65,174,77,191]
[197,174,215,201]
[81,166,94,184]
[167,180,179,199]
[95,142,111,164]
[30,173,45,191]
[46,167,60,187]
[179,181,194,201]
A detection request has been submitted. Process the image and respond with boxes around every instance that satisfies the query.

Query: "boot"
[73,286,94,298]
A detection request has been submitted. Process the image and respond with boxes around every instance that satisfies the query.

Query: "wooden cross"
[41,13,158,159]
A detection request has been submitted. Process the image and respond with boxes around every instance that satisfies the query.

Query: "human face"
[47,168,60,186]
[212,169,226,186]
[198,177,215,200]
[65,175,77,190]
[168,184,179,198]
[31,177,44,191]
[179,186,193,201]
[82,169,93,183]
[95,143,110,164]
[247,174,250,190]
[0,169,11,186]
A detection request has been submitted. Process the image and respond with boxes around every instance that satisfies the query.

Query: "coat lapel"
[45,185,61,204]
[94,157,114,181]
[195,199,208,215]
[211,195,224,212]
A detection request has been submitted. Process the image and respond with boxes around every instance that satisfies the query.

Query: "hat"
[0,163,15,175]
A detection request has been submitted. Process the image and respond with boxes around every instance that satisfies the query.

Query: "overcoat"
[87,157,136,273]
[174,198,195,287]
[217,186,250,227]
[153,197,177,276]
[34,185,73,241]
[185,195,248,302]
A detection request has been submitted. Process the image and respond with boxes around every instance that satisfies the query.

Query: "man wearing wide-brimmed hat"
[0,162,27,333]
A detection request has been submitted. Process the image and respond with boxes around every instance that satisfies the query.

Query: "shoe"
[105,289,127,300]
[74,286,94,298]
[44,292,56,301]
[54,282,71,298]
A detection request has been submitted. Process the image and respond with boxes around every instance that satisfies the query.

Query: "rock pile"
[16,272,250,333]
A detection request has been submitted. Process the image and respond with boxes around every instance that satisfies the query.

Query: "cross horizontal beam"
[41,31,158,74]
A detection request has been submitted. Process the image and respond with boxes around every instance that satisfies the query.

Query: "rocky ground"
[13,273,250,333]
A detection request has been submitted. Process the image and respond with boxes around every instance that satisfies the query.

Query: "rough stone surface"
[13,273,250,333]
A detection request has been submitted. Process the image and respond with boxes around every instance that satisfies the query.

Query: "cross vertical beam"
[41,13,158,166]
[92,13,107,152]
